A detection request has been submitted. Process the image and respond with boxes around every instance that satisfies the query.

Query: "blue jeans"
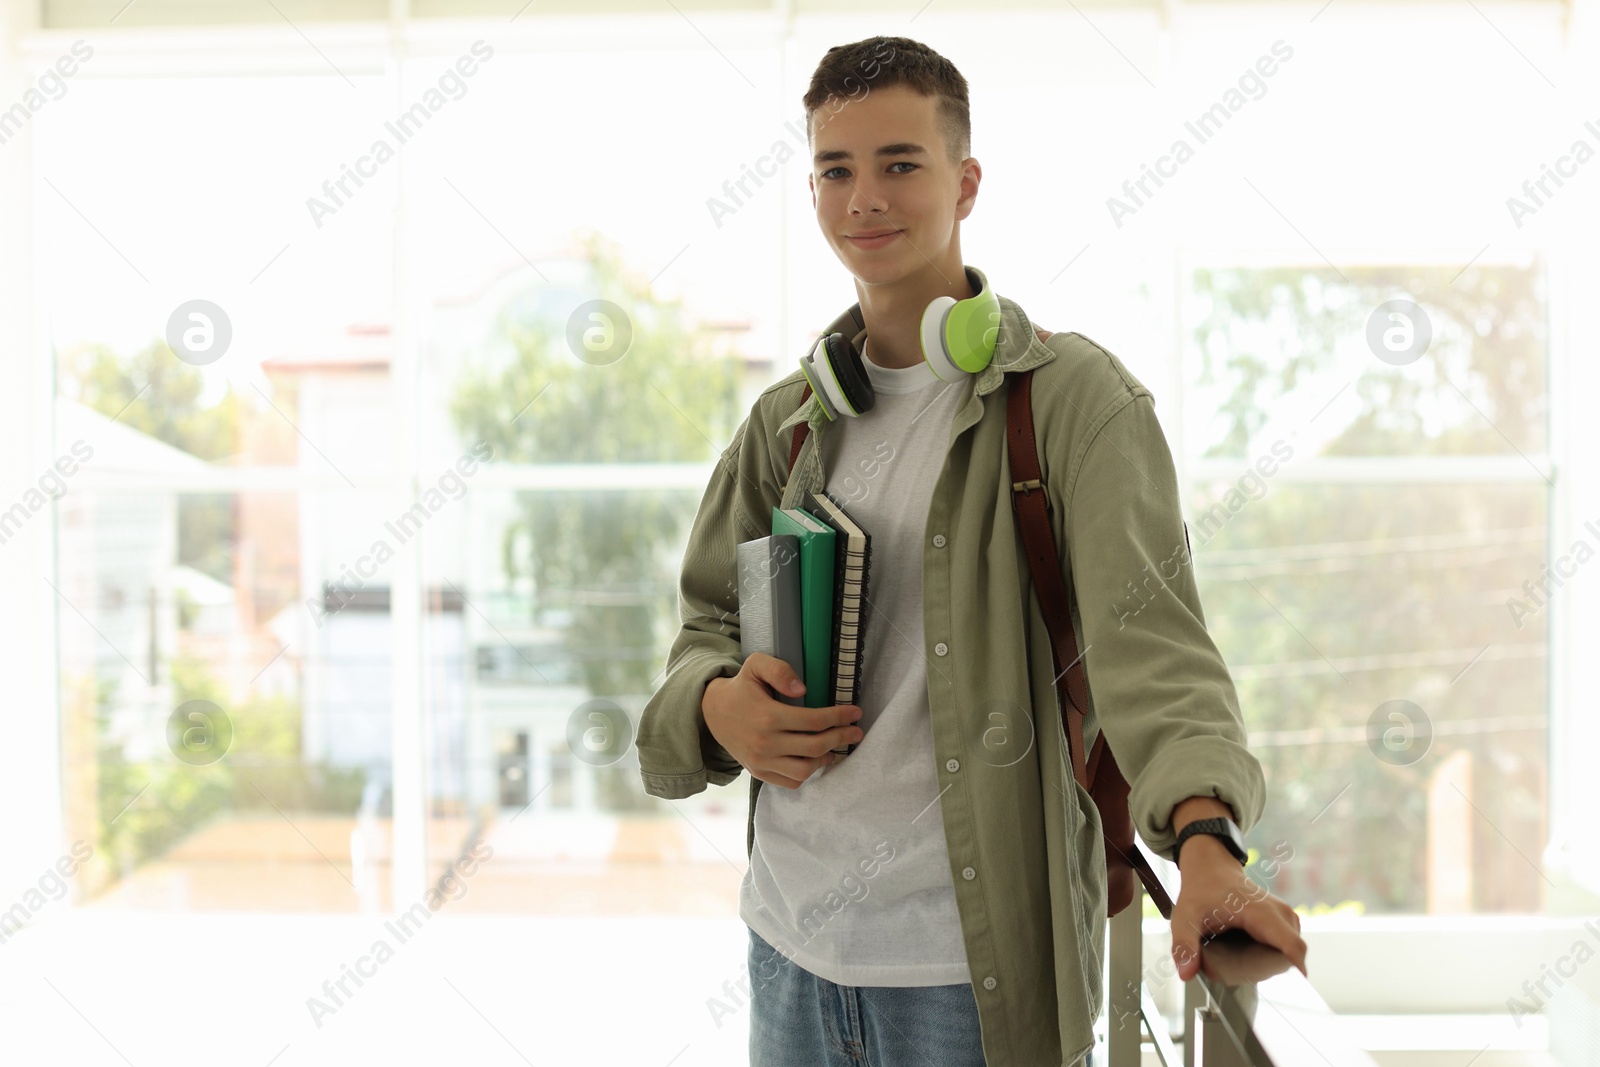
[746,924,988,1066]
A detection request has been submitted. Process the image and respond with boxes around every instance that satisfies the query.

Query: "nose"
[847,172,888,219]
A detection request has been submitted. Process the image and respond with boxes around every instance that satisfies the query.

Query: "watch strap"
[1171,816,1247,866]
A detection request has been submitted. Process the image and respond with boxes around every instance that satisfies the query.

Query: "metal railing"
[1106,844,1377,1067]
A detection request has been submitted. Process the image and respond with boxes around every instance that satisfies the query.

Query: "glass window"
[1182,260,1552,917]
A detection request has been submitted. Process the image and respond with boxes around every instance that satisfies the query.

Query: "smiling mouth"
[847,230,902,244]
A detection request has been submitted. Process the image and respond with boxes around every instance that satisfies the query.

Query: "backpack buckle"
[1012,478,1051,513]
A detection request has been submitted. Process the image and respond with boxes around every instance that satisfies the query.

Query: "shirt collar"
[776,270,1057,437]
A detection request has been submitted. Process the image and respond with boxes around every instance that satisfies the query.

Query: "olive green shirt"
[636,292,1266,1067]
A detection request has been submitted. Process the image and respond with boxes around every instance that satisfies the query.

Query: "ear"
[950,157,981,223]
[808,171,816,210]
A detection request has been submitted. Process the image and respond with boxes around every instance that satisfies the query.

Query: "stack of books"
[736,489,873,754]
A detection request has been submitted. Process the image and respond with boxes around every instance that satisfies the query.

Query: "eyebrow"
[812,142,928,166]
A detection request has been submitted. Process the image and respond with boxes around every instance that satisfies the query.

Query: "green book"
[771,506,836,708]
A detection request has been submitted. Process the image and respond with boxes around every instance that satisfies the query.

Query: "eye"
[820,162,919,180]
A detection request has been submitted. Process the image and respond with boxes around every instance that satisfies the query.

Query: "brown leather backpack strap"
[1127,832,1173,918]
[789,384,813,477]
[1007,367,1175,920]
[1006,369,1089,793]
[1090,739,1176,919]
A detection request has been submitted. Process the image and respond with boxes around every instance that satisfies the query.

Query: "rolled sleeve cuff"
[1128,735,1266,859]
[637,651,746,800]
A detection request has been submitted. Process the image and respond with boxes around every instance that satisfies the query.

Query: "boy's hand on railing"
[1170,836,1308,982]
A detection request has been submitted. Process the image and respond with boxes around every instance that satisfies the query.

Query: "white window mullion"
[389,40,427,912]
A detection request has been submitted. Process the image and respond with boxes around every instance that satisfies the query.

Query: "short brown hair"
[803,36,971,166]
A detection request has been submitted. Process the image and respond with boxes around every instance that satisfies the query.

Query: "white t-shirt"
[739,342,973,987]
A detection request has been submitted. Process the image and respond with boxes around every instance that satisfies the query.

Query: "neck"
[855,253,973,370]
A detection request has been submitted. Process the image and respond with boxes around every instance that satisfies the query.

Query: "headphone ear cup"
[824,333,875,417]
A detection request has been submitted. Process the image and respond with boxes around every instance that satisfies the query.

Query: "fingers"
[748,652,806,698]
[753,768,805,790]
[786,703,861,732]
[761,754,835,788]
[1172,893,1307,982]
[1170,917,1202,981]
[1236,899,1309,976]
[1281,911,1309,975]
[1269,902,1307,974]
[1172,939,1200,982]
[768,717,862,759]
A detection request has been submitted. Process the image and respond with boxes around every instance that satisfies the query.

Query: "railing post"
[1199,1002,1252,1067]
[1108,897,1143,1067]
[1184,974,1203,1067]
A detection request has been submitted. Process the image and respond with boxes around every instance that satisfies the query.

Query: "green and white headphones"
[798,265,1002,421]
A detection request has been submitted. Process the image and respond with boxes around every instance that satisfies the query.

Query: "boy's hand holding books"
[702,652,865,790]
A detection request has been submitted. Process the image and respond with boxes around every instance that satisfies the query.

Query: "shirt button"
[934,642,949,656]
[983,976,997,991]
[962,866,976,880]
[932,534,947,548]
[946,758,960,772]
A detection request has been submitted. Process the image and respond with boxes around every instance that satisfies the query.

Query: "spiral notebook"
[804,489,873,711]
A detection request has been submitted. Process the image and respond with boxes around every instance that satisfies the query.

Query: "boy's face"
[808,83,979,285]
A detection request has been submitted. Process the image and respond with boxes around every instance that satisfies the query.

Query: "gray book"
[737,533,805,707]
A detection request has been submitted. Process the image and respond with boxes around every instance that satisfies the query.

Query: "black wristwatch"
[1169,817,1248,867]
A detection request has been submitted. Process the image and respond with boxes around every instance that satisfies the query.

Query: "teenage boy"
[637,34,1307,1067]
